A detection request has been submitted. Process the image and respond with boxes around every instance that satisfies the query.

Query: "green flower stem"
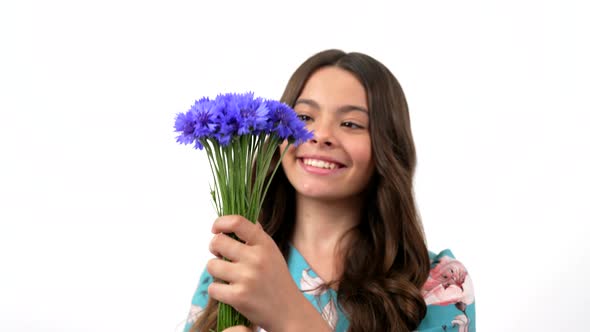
[212,142,228,215]
[203,141,222,216]
[206,134,291,332]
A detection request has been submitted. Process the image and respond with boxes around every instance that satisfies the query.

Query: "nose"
[310,137,332,147]
[309,120,333,147]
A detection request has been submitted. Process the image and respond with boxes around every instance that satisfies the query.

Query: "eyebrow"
[295,98,369,115]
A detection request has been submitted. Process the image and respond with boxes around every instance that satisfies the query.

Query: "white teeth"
[303,158,337,170]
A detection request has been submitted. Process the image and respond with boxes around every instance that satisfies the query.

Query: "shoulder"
[417,249,476,331]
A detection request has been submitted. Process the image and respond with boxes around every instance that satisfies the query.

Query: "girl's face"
[280,66,374,201]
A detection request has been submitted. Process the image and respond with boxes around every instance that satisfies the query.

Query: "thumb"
[222,326,253,332]
[255,221,263,230]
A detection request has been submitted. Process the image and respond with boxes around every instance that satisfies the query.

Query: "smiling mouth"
[299,158,344,170]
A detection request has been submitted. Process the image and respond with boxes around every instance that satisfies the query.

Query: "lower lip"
[297,158,345,175]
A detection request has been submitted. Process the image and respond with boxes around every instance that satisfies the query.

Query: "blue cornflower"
[213,94,241,146]
[291,122,314,146]
[235,93,269,135]
[265,100,294,139]
[191,98,219,137]
[174,97,220,149]
[265,100,312,145]
[174,111,197,145]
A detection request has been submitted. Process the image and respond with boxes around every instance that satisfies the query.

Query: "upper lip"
[297,155,346,166]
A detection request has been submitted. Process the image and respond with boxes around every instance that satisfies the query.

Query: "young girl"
[184,49,476,332]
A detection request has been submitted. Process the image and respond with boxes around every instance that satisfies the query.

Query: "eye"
[297,114,312,122]
[341,121,364,129]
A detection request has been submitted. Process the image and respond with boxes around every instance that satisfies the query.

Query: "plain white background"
[1,1,588,331]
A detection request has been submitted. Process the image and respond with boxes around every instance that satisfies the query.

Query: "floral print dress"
[183,245,476,332]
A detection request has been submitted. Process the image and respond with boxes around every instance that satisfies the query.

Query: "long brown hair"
[192,49,430,332]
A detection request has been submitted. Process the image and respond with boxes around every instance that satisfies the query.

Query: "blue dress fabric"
[183,245,476,331]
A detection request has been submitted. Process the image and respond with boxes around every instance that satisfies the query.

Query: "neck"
[291,193,363,257]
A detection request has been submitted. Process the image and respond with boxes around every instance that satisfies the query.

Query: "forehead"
[298,66,368,109]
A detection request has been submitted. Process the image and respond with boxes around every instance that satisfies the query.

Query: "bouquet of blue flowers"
[174,92,312,331]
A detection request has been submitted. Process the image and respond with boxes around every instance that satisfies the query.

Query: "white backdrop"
[1,1,588,331]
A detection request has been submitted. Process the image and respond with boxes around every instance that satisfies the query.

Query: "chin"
[294,184,363,202]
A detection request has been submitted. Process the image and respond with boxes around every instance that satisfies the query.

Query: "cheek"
[279,141,286,154]
[279,141,295,157]
[279,142,299,168]
[350,141,373,169]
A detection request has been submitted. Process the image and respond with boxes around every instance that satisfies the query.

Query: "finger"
[206,258,237,283]
[209,233,247,262]
[222,326,253,332]
[208,281,241,307]
[212,215,260,245]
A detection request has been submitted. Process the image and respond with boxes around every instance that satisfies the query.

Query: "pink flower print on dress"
[186,304,203,326]
[422,256,475,306]
[451,314,469,332]
[321,299,339,329]
[300,268,327,296]
[424,257,466,289]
